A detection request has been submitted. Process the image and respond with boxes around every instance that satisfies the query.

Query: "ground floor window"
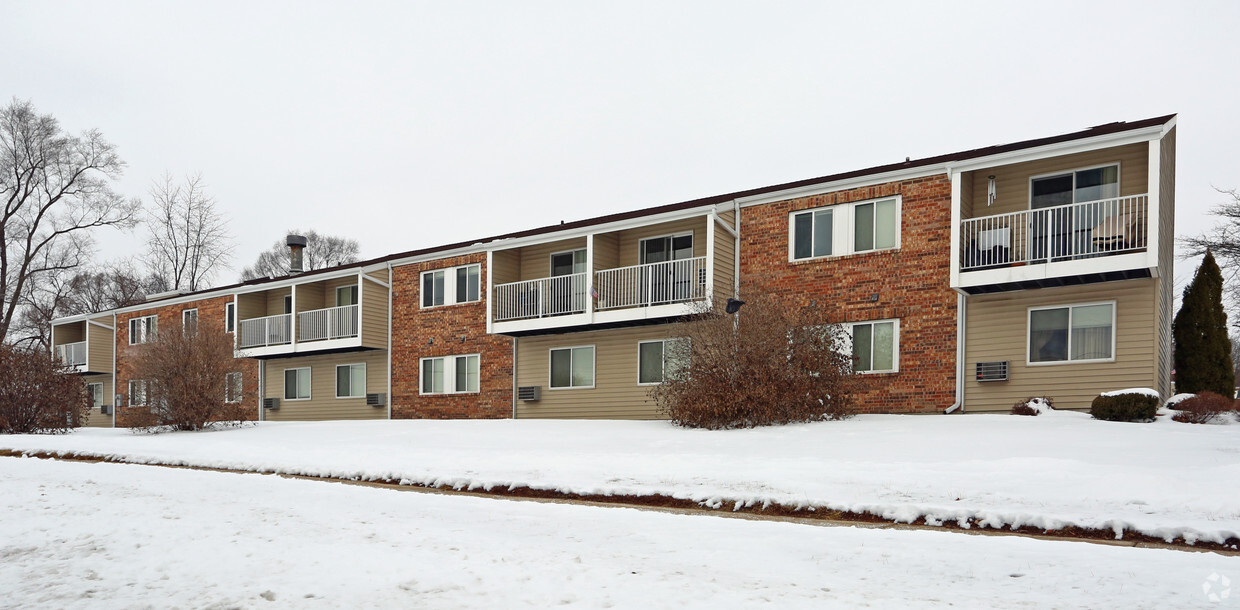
[128,379,149,407]
[225,372,243,403]
[849,319,899,373]
[638,338,689,384]
[284,368,311,400]
[420,354,480,394]
[87,383,104,409]
[336,363,366,398]
[1029,302,1115,364]
[550,346,594,388]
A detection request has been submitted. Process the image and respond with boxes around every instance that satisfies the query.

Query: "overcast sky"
[3,1,1237,294]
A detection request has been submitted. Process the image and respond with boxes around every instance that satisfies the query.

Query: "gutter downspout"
[386,262,394,420]
[944,291,966,414]
[111,313,118,428]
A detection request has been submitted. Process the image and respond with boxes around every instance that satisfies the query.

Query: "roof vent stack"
[287,234,308,275]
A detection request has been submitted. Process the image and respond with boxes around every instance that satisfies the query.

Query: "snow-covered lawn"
[2,457,1236,609]
[2,411,1238,545]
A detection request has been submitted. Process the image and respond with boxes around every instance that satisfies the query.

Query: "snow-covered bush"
[0,345,91,434]
[1090,391,1159,422]
[650,295,866,429]
[1171,392,1236,424]
[1011,396,1053,416]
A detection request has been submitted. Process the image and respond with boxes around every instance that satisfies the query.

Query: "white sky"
[3,1,1237,294]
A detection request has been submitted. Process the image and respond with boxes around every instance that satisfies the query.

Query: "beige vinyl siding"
[361,269,389,348]
[964,278,1157,412]
[81,374,113,428]
[53,322,85,346]
[492,250,521,285]
[713,211,736,300]
[295,282,325,312]
[515,324,683,419]
[593,232,619,273]
[963,142,1149,218]
[86,318,114,373]
[519,237,587,281]
[237,292,265,322]
[265,287,292,316]
[615,217,706,266]
[1155,128,1176,397]
[263,350,388,421]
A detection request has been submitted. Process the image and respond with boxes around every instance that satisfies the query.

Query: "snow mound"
[1164,393,1195,407]
[1100,387,1159,398]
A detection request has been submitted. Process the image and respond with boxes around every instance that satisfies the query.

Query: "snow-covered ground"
[3,412,1238,546]
[2,457,1236,609]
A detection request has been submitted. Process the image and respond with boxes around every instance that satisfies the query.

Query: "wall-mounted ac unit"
[366,393,386,407]
[100,405,111,415]
[517,386,540,401]
[262,398,280,410]
[975,361,1009,382]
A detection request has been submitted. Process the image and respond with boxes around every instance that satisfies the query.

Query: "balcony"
[238,313,292,349]
[233,269,389,357]
[56,341,87,367]
[595,257,707,310]
[494,274,588,322]
[297,304,359,342]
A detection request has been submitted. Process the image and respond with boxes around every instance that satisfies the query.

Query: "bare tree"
[142,173,232,291]
[127,326,253,431]
[1183,187,1240,321]
[9,261,147,352]
[0,98,140,343]
[240,229,360,280]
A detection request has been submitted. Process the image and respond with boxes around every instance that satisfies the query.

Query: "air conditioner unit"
[517,386,540,401]
[100,405,111,415]
[366,393,386,407]
[975,361,1009,382]
[262,397,280,410]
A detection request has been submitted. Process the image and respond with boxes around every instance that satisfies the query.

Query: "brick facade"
[114,295,260,426]
[390,253,514,418]
[738,175,957,413]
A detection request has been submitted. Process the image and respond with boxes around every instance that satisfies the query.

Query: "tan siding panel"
[593,233,620,273]
[964,279,1157,411]
[296,283,325,312]
[1156,129,1176,397]
[713,217,736,299]
[265,287,292,316]
[615,217,706,267]
[960,171,976,219]
[86,320,114,373]
[263,350,388,421]
[53,322,85,346]
[965,143,1149,218]
[515,325,684,419]
[237,293,265,321]
[492,250,521,285]
[518,237,587,281]
[81,374,113,428]
[361,275,389,348]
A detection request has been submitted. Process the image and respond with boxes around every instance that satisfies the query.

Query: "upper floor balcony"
[234,268,389,357]
[50,315,114,374]
[489,211,736,334]
[951,137,1169,294]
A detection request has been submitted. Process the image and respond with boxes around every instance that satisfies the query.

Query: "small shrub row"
[1171,392,1238,424]
[1090,392,1159,422]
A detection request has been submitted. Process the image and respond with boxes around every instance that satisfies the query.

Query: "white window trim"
[128,315,158,345]
[1027,162,1122,208]
[128,379,148,407]
[843,318,901,374]
[636,338,689,386]
[182,308,198,334]
[335,284,358,307]
[225,371,243,403]
[549,248,587,274]
[335,363,366,399]
[1026,300,1117,367]
[637,232,694,265]
[548,345,596,390]
[283,367,312,401]
[224,302,236,333]
[420,263,482,309]
[87,382,104,409]
[788,195,902,262]
[418,353,481,395]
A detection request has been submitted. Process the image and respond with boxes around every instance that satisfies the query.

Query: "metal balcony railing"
[298,304,359,342]
[56,341,87,366]
[238,313,292,349]
[493,273,588,322]
[595,256,707,311]
[960,194,1148,271]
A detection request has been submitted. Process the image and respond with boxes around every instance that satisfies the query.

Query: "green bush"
[1090,392,1159,422]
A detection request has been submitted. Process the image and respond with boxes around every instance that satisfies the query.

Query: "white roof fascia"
[735,166,946,208]
[947,126,1165,173]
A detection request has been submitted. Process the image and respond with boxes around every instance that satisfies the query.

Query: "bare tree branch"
[140,172,233,291]
[239,229,360,281]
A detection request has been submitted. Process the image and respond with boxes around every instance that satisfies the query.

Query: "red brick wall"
[739,175,957,413]
[115,295,260,425]
[390,253,514,418]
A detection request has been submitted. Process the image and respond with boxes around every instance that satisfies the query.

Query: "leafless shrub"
[650,295,866,429]
[1171,391,1236,424]
[0,345,90,433]
[128,326,252,432]
[1012,396,1053,416]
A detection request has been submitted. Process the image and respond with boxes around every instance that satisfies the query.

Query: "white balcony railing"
[596,256,707,311]
[960,194,1148,271]
[298,304,359,342]
[56,341,87,366]
[493,273,588,322]
[238,313,292,349]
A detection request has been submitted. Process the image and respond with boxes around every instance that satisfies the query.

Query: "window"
[284,368,311,400]
[225,302,236,333]
[283,295,293,314]
[128,379,149,407]
[87,383,104,410]
[638,339,689,385]
[225,372,243,403]
[848,319,899,373]
[336,285,358,307]
[421,264,481,308]
[182,309,198,335]
[550,249,587,276]
[129,315,157,345]
[336,363,365,398]
[1028,303,1115,364]
[420,354,479,394]
[1031,164,1119,208]
[550,346,594,389]
[790,196,900,261]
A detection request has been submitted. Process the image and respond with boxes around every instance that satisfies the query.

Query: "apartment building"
[51,115,1176,424]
